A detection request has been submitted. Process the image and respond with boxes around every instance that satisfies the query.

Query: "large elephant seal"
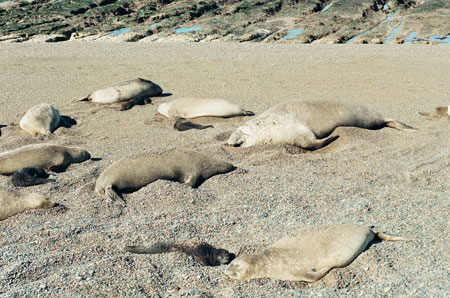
[20,103,64,136]
[158,97,255,119]
[0,190,55,221]
[224,223,404,282]
[95,151,235,203]
[418,105,449,119]
[227,100,416,150]
[0,144,91,175]
[125,241,235,266]
[74,78,163,110]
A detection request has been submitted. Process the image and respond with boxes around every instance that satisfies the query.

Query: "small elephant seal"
[20,103,65,137]
[0,190,55,221]
[158,97,255,119]
[418,105,449,119]
[125,241,235,266]
[11,167,55,187]
[174,118,213,131]
[74,78,163,110]
[227,100,416,150]
[95,151,235,203]
[224,223,405,282]
[0,144,91,175]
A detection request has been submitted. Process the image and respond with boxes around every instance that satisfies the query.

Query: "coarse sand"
[0,42,449,297]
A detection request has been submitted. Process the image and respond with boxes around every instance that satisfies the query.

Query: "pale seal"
[224,223,404,282]
[418,105,449,119]
[0,144,91,175]
[125,241,235,266]
[0,190,55,221]
[95,151,235,203]
[20,103,65,137]
[158,97,255,119]
[74,78,163,110]
[227,100,416,150]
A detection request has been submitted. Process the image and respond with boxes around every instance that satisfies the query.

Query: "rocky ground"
[0,0,449,44]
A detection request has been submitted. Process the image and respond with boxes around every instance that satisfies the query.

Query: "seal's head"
[226,126,252,147]
[67,147,91,163]
[224,254,259,281]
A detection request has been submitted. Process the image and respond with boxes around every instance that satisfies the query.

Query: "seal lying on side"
[125,241,235,266]
[224,223,404,282]
[158,97,255,119]
[74,78,163,110]
[174,118,213,131]
[0,190,55,221]
[227,100,416,150]
[20,103,65,137]
[418,105,449,119]
[95,151,235,203]
[0,144,91,175]
[11,167,55,187]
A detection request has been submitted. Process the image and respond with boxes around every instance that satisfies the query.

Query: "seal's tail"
[385,120,417,131]
[245,110,255,116]
[374,231,407,241]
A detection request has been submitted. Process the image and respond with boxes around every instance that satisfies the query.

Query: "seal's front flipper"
[302,267,332,283]
[120,96,151,111]
[105,186,126,204]
[302,135,339,151]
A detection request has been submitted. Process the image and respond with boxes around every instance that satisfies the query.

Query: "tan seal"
[224,223,404,282]
[158,97,254,119]
[95,151,235,203]
[74,78,163,110]
[0,144,91,175]
[418,105,449,119]
[227,100,416,150]
[20,103,64,136]
[0,190,55,221]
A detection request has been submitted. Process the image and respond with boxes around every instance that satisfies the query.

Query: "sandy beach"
[0,42,449,297]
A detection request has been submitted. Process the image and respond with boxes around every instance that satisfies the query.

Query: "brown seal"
[224,223,404,282]
[227,100,416,150]
[125,241,235,266]
[95,151,235,203]
[0,190,55,221]
[0,144,91,175]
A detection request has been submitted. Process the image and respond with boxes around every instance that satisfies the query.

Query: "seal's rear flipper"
[105,186,127,204]
[385,120,417,131]
[245,111,255,116]
[374,231,407,241]
[72,95,90,103]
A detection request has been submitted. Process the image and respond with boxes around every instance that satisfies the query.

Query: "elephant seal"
[0,144,91,175]
[418,105,449,119]
[158,97,255,119]
[227,100,416,150]
[174,118,213,131]
[20,103,65,137]
[74,78,163,110]
[0,190,55,221]
[125,241,235,266]
[95,151,235,203]
[224,223,404,282]
[11,167,55,187]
